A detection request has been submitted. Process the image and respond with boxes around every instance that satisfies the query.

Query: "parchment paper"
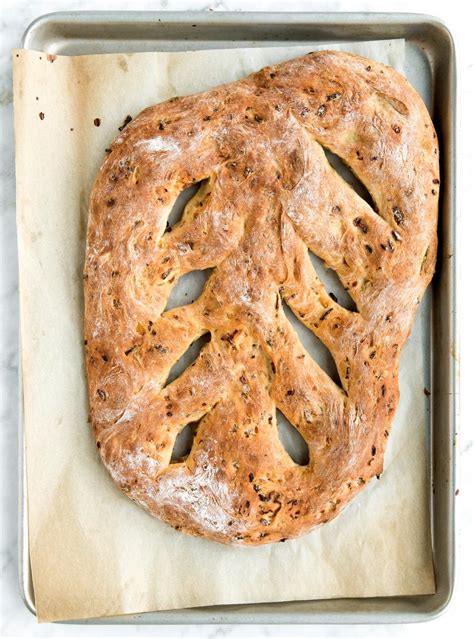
[13,39,435,624]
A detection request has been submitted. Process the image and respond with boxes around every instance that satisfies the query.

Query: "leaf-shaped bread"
[84,51,439,545]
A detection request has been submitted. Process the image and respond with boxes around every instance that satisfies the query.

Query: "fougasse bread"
[84,50,439,545]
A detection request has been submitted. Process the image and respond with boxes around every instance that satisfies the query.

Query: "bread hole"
[309,252,357,312]
[324,148,376,211]
[283,301,342,387]
[165,332,211,386]
[165,268,213,311]
[167,180,207,228]
[170,422,197,463]
[276,409,309,466]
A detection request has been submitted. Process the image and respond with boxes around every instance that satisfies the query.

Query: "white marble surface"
[1,0,472,637]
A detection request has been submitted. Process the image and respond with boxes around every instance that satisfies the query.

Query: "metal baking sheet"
[19,11,457,624]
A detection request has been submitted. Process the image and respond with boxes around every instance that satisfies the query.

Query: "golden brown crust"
[84,50,439,545]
